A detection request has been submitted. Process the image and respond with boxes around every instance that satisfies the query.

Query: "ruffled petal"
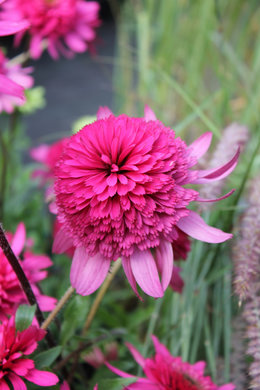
[191,148,240,184]
[52,227,74,254]
[97,106,113,120]
[188,132,212,164]
[70,247,111,295]
[125,343,145,368]
[11,223,26,256]
[196,189,235,202]
[130,249,164,298]
[177,211,232,243]
[144,105,157,121]
[122,257,143,300]
[155,240,173,291]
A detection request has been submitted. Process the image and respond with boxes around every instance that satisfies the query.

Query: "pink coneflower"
[0,0,101,59]
[0,49,33,113]
[53,106,238,298]
[0,315,59,389]
[0,223,56,320]
[106,335,235,390]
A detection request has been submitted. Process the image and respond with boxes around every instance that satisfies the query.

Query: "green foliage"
[15,304,36,332]
[34,346,62,369]
[19,86,46,114]
[95,378,136,390]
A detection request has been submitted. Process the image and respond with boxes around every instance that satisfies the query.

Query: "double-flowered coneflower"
[0,315,58,389]
[0,223,56,320]
[53,106,238,298]
[106,335,234,389]
[0,0,101,59]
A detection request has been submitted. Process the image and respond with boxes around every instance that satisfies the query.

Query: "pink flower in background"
[106,335,235,390]
[53,106,238,298]
[0,223,56,320]
[84,342,118,369]
[0,0,101,59]
[0,49,33,113]
[0,315,59,389]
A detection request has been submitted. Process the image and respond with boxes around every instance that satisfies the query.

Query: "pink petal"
[177,211,232,243]
[97,106,113,120]
[192,148,240,184]
[126,381,160,389]
[122,257,143,300]
[7,373,26,390]
[187,132,212,164]
[197,189,235,202]
[130,249,164,298]
[0,74,24,99]
[155,240,173,291]
[151,335,173,360]
[52,227,74,254]
[12,223,26,256]
[61,381,70,390]
[125,343,145,368]
[93,386,98,390]
[70,247,111,295]
[0,379,10,390]
[0,20,29,36]
[218,385,235,390]
[24,369,59,386]
[30,144,49,164]
[105,362,135,379]
[144,105,157,121]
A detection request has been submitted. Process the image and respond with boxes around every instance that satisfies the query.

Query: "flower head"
[0,0,101,59]
[0,223,56,320]
[0,315,59,389]
[53,106,238,298]
[106,335,235,390]
[0,49,33,113]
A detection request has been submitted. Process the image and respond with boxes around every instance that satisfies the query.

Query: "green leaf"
[34,346,62,369]
[15,304,36,331]
[97,378,136,390]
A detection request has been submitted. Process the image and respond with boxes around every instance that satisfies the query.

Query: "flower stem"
[82,258,122,334]
[0,225,45,326]
[41,286,75,330]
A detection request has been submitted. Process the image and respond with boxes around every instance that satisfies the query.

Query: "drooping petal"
[125,343,145,368]
[0,20,29,36]
[97,106,113,120]
[70,247,111,295]
[191,148,240,184]
[52,227,74,254]
[122,257,143,300]
[196,189,235,202]
[155,240,173,291]
[144,105,157,121]
[11,223,26,256]
[177,211,232,243]
[24,369,59,386]
[0,74,24,99]
[187,132,212,164]
[130,249,164,298]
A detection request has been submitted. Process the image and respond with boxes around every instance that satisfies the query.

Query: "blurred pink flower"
[0,223,56,320]
[0,0,101,59]
[0,49,33,113]
[107,335,235,390]
[53,106,238,299]
[84,342,118,369]
[0,315,59,389]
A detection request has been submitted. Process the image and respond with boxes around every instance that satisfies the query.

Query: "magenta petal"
[218,385,235,390]
[7,373,26,390]
[197,189,235,202]
[12,223,26,256]
[130,249,164,298]
[125,343,145,368]
[60,381,70,390]
[70,247,111,295]
[105,362,136,379]
[122,257,143,300]
[52,227,74,254]
[155,240,173,291]
[192,148,240,184]
[0,379,10,390]
[188,132,212,164]
[126,382,160,390]
[151,335,173,360]
[24,369,59,386]
[177,211,232,243]
[0,74,24,99]
[0,20,29,36]
[144,105,157,121]
[97,106,113,119]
